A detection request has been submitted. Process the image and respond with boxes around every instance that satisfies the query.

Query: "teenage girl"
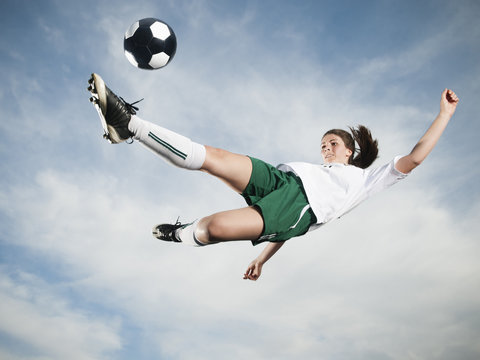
[87,73,459,281]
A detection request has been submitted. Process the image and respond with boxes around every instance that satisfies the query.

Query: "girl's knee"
[196,216,227,243]
[207,217,228,242]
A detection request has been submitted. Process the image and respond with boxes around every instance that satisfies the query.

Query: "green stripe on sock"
[148,132,188,160]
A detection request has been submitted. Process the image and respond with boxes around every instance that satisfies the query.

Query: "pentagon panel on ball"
[124,18,177,70]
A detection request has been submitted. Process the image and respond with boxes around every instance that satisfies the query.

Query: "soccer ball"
[124,18,177,70]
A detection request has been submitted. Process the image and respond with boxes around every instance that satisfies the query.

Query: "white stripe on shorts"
[289,204,311,230]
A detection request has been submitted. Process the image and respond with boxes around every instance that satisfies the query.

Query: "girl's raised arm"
[395,89,459,174]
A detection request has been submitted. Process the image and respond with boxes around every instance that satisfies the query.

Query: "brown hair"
[323,125,379,169]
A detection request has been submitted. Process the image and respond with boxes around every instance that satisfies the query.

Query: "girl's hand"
[243,259,263,281]
[243,241,284,281]
[440,89,459,117]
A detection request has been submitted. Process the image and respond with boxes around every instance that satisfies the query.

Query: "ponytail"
[323,125,379,169]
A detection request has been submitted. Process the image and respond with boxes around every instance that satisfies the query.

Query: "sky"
[0,0,479,359]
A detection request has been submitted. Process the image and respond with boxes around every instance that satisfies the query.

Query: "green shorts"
[242,157,317,245]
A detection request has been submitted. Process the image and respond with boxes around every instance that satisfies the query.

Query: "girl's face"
[321,134,353,164]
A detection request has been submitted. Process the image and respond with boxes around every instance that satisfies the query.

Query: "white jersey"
[277,156,408,226]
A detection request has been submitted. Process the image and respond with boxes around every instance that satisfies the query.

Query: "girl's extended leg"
[129,116,253,193]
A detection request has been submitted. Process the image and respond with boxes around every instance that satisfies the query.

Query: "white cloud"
[0,270,122,360]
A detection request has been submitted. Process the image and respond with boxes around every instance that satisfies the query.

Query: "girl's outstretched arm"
[396,89,459,174]
[243,241,285,281]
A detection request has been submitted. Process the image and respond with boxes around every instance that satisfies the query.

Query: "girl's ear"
[346,148,353,159]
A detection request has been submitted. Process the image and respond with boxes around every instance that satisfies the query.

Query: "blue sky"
[1,0,479,359]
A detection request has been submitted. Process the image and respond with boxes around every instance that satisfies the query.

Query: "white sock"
[176,220,208,247]
[128,115,206,170]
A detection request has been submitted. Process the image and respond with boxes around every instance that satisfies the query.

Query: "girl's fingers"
[446,89,459,102]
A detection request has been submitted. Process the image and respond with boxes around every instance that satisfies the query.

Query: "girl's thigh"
[196,206,264,242]
[200,145,253,193]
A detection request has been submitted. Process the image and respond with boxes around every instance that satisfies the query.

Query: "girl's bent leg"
[194,207,264,243]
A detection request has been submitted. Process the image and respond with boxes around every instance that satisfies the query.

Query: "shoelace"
[119,97,143,144]
[167,218,183,241]
[119,97,143,114]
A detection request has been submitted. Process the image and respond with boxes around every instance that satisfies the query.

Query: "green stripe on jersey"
[148,132,188,160]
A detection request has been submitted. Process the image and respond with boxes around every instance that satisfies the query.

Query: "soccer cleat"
[87,73,142,143]
[152,221,184,243]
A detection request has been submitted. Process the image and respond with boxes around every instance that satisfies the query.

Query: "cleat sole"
[87,73,113,143]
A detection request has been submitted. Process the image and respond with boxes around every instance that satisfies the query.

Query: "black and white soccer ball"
[123,18,177,70]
